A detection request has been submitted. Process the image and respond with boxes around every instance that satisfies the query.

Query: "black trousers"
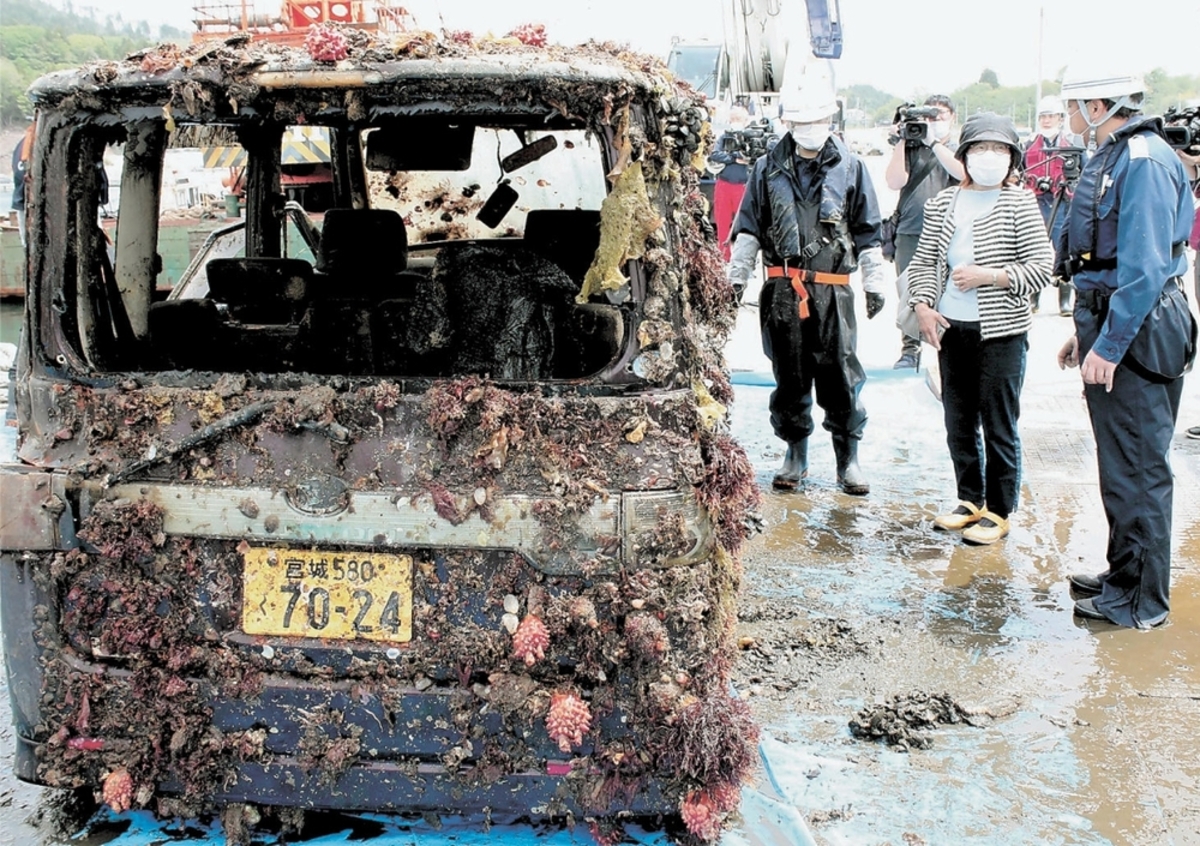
[937,321,1027,518]
[1076,300,1183,629]
[759,279,867,444]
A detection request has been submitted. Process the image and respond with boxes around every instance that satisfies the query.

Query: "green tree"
[979,68,1000,88]
[840,84,903,126]
[0,58,30,125]
[1143,68,1200,114]
[0,0,168,127]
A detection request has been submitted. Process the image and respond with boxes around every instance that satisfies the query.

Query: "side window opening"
[54,125,138,371]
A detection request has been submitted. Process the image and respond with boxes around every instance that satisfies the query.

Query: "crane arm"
[723,0,842,99]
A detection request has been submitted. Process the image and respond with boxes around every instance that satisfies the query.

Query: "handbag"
[894,269,922,339]
[896,189,961,341]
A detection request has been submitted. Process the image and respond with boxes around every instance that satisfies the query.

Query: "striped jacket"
[906,185,1054,339]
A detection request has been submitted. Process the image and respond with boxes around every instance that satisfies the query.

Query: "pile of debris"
[848,691,985,751]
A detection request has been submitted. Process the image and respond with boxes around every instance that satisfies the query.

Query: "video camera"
[1163,106,1200,154]
[1058,147,1085,184]
[1033,146,1086,194]
[720,118,779,162]
[892,104,942,144]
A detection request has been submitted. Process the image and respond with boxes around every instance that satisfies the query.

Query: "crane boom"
[668,0,842,107]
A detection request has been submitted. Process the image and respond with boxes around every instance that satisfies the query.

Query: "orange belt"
[766,266,851,319]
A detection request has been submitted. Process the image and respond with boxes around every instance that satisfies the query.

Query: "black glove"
[865,292,885,320]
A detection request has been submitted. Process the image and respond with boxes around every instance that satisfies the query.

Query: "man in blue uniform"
[727,60,888,495]
[1055,69,1197,629]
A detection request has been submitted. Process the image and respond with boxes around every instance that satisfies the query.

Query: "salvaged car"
[0,27,760,845]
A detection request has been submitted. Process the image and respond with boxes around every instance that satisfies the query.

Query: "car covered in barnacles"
[0,26,760,845]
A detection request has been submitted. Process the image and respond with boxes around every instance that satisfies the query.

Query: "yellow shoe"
[933,501,983,532]
[962,510,1010,545]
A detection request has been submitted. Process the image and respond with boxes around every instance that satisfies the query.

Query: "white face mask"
[1064,113,1086,148]
[930,120,951,141]
[1038,124,1060,139]
[966,150,1010,187]
[790,123,831,152]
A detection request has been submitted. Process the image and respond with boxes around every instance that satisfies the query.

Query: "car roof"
[28,42,668,110]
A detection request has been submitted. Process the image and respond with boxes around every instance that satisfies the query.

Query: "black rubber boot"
[832,435,869,496]
[771,439,809,490]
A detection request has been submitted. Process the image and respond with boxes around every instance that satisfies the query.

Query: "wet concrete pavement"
[724,270,1200,845]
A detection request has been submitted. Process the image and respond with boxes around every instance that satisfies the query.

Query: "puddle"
[761,725,1110,845]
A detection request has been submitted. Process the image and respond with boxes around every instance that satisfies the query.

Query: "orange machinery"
[192,0,413,44]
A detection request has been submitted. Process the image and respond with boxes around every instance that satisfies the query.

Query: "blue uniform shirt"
[1060,116,1191,364]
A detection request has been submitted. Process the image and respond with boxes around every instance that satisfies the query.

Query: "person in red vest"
[708,105,753,265]
[1023,95,1075,314]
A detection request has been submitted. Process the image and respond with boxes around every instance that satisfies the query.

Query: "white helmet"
[1060,64,1144,151]
[1036,95,1063,116]
[1059,67,1144,104]
[778,58,838,123]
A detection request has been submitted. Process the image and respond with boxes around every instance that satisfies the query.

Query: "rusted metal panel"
[208,679,633,759]
[104,481,624,575]
[0,467,76,551]
[168,760,668,815]
[101,482,712,574]
[0,555,51,739]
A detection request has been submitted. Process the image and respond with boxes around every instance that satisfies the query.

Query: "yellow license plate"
[241,547,413,642]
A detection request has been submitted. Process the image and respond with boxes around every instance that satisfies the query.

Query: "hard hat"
[1036,95,1063,116]
[954,112,1021,161]
[778,58,838,123]
[1059,67,1144,103]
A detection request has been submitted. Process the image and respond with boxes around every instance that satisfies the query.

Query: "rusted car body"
[0,34,758,842]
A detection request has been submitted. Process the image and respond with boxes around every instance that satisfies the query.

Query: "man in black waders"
[727,60,888,495]
[1055,67,1197,629]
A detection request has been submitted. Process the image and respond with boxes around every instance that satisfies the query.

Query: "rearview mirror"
[476,181,519,228]
[501,135,558,173]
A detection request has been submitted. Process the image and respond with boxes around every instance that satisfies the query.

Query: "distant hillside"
[2,0,188,39]
[0,0,189,126]
[848,70,1200,129]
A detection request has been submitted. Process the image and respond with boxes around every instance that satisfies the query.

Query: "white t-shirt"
[938,188,1002,322]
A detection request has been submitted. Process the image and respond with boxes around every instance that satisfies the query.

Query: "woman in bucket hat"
[906,112,1054,545]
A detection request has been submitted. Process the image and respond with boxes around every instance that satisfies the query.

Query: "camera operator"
[708,105,755,264]
[1023,95,1076,315]
[885,95,965,369]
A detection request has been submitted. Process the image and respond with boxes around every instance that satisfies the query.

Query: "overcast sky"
[59,0,1199,98]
